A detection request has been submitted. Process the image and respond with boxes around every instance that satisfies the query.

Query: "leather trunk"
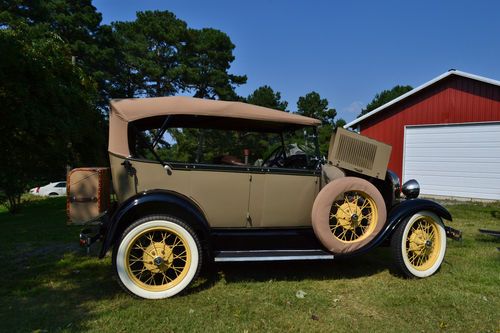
[67,167,111,225]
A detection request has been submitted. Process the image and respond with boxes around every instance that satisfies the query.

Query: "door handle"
[164,164,173,175]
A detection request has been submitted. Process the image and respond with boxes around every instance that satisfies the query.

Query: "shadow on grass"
[490,210,500,219]
[188,248,392,295]
[0,196,392,329]
[474,234,500,244]
[0,197,122,332]
[0,246,121,332]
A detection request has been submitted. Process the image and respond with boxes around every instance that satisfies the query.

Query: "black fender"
[341,198,452,257]
[99,190,210,258]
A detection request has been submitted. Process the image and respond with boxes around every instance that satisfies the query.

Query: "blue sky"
[93,0,500,122]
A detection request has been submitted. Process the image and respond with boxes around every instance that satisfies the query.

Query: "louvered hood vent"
[328,128,392,180]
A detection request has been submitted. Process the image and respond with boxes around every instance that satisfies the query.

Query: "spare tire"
[311,177,387,254]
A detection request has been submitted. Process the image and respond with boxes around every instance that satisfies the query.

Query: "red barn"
[345,70,500,200]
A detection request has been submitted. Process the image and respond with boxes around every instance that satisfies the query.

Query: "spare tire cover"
[311,177,387,254]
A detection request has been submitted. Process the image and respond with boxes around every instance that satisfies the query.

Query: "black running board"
[213,249,334,262]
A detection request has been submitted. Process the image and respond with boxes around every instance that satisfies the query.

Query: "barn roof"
[344,70,500,129]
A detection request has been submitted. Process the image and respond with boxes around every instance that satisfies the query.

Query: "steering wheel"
[296,143,314,168]
[262,145,286,167]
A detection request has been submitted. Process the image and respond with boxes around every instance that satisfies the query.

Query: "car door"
[188,166,250,228]
[248,169,320,227]
[110,154,250,228]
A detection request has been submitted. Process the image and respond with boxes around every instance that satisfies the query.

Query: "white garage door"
[403,122,500,200]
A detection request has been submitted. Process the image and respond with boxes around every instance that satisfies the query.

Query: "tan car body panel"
[110,154,252,227]
[189,170,249,227]
[249,173,319,227]
[110,154,321,228]
[328,128,391,180]
[110,154,189,203]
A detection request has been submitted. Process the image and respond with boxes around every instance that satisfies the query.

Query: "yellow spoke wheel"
[329,190,378,243]
[114,215,201,299]
[125,227,191,292]
[405,217,440,271]
[391,211,446,278]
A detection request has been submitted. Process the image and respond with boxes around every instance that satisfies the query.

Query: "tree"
[1,5,248,108]
[297,91,336,125]
[334,118,346,128]
[182,28,247,100]
[294,92,341,155]
[108,11,247,102]
[0,0,102,56]
[0,25,106,212]
[0,0,112,108]
[109,11,188,98]
[246,85,288,111]
[358,85,413,117]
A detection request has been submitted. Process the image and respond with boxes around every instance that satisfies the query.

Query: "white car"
[30,181,67,196]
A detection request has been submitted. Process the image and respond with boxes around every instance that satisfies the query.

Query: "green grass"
[0,198,499,332]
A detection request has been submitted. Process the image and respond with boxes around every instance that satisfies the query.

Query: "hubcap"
[329,191,378,243]
[142,241,174,273]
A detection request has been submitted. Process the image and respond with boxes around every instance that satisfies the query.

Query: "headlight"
[402,179,420,199]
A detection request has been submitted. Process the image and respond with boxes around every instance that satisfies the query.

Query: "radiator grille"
[335,133,377,170]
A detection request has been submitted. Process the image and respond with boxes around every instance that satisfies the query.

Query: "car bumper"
[445,226,462,241]
[78,211,110,253]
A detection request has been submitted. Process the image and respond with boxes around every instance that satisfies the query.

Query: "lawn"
[0,197,498,332]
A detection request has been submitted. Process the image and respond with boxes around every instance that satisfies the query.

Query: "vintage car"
[68,96,461,299]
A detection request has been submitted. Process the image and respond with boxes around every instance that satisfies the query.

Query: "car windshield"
[129,124,320,170]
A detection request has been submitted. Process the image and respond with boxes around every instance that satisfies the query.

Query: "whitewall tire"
[113,215,201,299]
[391,211,446,278]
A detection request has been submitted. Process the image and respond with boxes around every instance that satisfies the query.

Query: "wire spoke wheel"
[329,190,378,243]
[114,215,201,299]
[405,216,441,271]
[126,227,191,291]
[391,211,446,278]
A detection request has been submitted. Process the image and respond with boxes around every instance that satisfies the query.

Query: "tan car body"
[71,96,458,299]
[110,153,320,228]
[105,96,391,229]
[71,95,392,230]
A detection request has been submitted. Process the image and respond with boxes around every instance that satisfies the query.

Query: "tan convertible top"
[109,96,321,157]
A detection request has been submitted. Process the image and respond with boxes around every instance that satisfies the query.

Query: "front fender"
[346,198,452,256]
[98,190,209,258]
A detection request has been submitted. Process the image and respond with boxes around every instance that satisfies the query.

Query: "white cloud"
[342,101,364,114]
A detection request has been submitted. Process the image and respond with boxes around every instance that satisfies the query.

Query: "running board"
[213,249,334,262]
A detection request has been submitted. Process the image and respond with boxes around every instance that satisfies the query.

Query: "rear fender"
[99,190,209,258]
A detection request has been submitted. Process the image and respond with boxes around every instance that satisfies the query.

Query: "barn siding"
[359,75,500,179]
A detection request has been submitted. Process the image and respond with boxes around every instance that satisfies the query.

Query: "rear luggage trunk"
[67,167,111,225]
